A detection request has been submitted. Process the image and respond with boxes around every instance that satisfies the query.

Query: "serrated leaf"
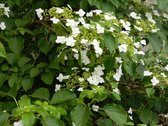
[71,104,89,126]
[103,33,117,53]
[21,112,35,126]
[103,104,127,126]
[41,72,54,85]
[31,88,50,101]
[0,42,7,58]
[30,67,40,78]
[51,89,76,104]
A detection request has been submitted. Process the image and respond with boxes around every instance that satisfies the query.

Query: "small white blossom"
[151,76,159,86]
[91,39,103,56]
[93,10,102,15]
[76,9,85,17]
[118,44,128,53]
[72,48,78,53]
[113,65,123,81]
[87,75,104,85]
[56,73,69,82]
[163,13,168,19]
[115,57,123,64]
[78,17,86,25]
[130,12,141,19]
[66,36,76,47]
[82,67,89,72]
[78,77,84,82]
[81,39,88,44]
[35,8,44,20]
[165,65,168,71]
[66,19,79,28]
[109,27,115,32]
[86,11,93,17]
[153,10,160,16]
[77,87,84,91]
[113,88,120,94]
[143,70,153,76]
[96,24,105,34]
[81,50,90,65]
[50,17,59,24]
[138,51,145,55]
[92,105,99,112]
[140,40,146,45]
[161,73,167,78]
[14,120,24,126]
[134,42,141,48]
[55,84,61,92]
[128,108,132,114]
[71,27,80,37]
[56,8,64,13]
[0,22,6,30]
[55,36,66,44]
[134,26,143,31]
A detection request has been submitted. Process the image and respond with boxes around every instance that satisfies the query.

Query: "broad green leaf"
[147,34,162,53]
[110,0,120,8]
[31,88,50,101]
[157,0,168,10]
[0,42,7,58]
[21,77,34,91]
[71,104,89,126]
[51,89,76,104]
[18,95,31,107]
[103,104,127,126]
[15,19,30,27]
[7,37,24,53]
[80,0,89,9]
[96,118,113,126]
[21,112,35,126]
[42,116,64,126]
[103,33,117,53]
[18,57,31,68]
[0,112,10,126]
[8,73,18,87]
[139,109,152,124]
[146,88,155,97]
[6,53,19,65]
[38,38,52,55]
[111,92,121,101]
[30,67,40,78]
[41,72,54,85]
[0,72,7,87]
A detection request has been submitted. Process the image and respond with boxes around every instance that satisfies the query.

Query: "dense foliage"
[0,0,168,126]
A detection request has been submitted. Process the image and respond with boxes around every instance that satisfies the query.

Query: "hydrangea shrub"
[0,0,168,125]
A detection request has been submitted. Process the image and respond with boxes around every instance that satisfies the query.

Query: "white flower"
[14,120,24,126]
[130,12,141,19]
[161,73,167,78]
[35,8,44,20]
[120,19,131,31]
[92,105,99,112]
[128,108,132,114]
[96,24,105,34]
[4,7,10,17]
[134,26,143,31]
[66,19,79,28]
[76,9,85,17]
[134,42,141,48]
[118,44,128,53]
[115,57,123,64]
[55,36,66,44]
[121,31,129,35]
[50,17,59,24]
[81,39,88,44]
[86,11,93,17]
[55,84,61,92]
[77,87,84,91]
[151,76,159,86]
[82,67,89,72]
[165,65,168,71]
[113,88,120,94]
[56,8,64,13]
[143,70,153,76]
[145,12,152,19]
[163,13,168,19]
[87,75,104,85]
[140,40,146,45]
[81,50,90,65]
[78,77,84,82]
[0,22,6,30]
[72,27,80,37]
[72,48,78,53]
[78,17,86,25]
[56,73,69,82]
[66,36,76,47]
[138,51,145,55]
[109,27,115,32]
[153,10,160,16]
[113,65,123,81]
[91,39,103,56]
[93,10,102,15]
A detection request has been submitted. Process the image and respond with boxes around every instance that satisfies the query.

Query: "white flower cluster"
[128,108,133,120]
[130,12,141,19]
[120,19,131,31]
[143,70,159,86]
[0,22,6,30]
[91,39,103,57]
[145,12,156,24]
[134,39,146,56]
[35,8,44,20]
[56,36,76,47]
[0,4,10,17]
[87,65,105,85]
[118,44,128,53]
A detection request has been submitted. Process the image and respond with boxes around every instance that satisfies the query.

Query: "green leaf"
[15,19,30,27]
[8,73,18,87]
[42,116,64,126]
[110,0,120,8]
[7,37,24,53]
[103,33,117,53]
[31,88,50,101]
[0,72,7,87]
[103,104,127,126]
[0,42,7,58]
[38,38,52,55]
[71,104,89,126]
[18,95,31,107]
[148,34,162,53]
[0,112,10,126]
[18,57,31,68]
[51,89,76,104]
[157,0,168,10]
[111,92,121,101]
[146,88,155,97]
[96,118,113,126]
[30,67,40,78]
[41,72,54,85]
[21,112,35,126]
[21,77,34,91]
[139,109,152,124]
[80,0,89,9]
